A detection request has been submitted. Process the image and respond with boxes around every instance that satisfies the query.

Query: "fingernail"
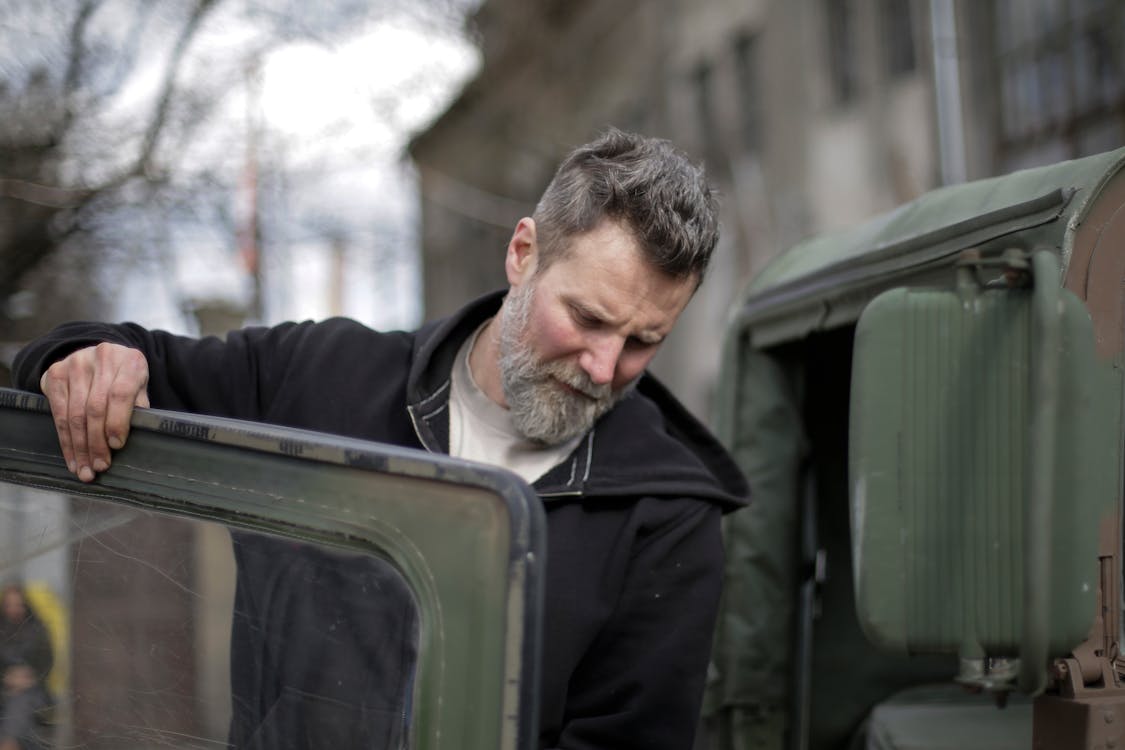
[108,436,123,450]
[78,466,94,483]
[67,460,77,474]
[92,458,109,473]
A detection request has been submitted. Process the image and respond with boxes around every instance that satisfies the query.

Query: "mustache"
[542,362,613,401]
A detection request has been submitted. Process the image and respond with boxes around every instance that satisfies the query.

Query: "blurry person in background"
[0,585,52,750]
[13,128,749,750]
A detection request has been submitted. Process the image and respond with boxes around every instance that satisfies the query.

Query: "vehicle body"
[704,147,1125,750]
[0,389,544,749]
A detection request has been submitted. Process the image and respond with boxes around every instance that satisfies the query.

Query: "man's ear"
[505,217,538,286]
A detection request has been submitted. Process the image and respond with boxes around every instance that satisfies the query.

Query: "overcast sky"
[0,1,480,334]
[113,4,481,334]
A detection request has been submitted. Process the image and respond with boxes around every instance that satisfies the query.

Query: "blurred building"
[409,0,1125,421]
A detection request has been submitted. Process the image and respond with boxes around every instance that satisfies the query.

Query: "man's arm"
[13,317,382,482]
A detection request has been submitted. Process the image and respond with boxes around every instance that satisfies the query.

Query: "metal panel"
[849,281,1115,671]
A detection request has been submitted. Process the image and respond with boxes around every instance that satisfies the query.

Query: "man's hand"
[39,343,150,483]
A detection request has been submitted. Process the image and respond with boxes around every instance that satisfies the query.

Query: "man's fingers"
[102,345,149,454]
[103,383,148,451]
[40,367,76,476]
[85,350,117,475]
[107,385,150,449]
[62,357,95,483]
[36,343,149,483]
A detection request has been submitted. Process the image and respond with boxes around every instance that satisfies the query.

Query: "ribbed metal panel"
[852,281,1112,661]
[898,290,1029,653]
[852,286,1032,654]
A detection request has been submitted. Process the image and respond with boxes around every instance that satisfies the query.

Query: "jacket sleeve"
[552,498,724,750]
[12,321,135,391]
[11,319,330,420]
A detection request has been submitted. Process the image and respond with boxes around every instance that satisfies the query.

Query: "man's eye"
[625,336,656,350]
[573,309,601,328]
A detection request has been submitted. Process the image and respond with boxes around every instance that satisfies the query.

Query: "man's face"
[498,219,696,445]
[3,664,35,694]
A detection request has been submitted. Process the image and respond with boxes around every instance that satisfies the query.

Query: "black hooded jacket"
[14,290,749,750]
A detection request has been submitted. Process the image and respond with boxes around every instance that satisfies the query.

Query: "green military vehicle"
[704,147,1125,750]
[3,147,1125,749]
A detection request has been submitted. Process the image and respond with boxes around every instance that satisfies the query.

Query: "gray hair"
[532,127,720,283]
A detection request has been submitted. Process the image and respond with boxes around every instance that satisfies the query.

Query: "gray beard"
[497,284,634,446]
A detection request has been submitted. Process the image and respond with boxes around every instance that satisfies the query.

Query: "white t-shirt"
[449,323,582,485]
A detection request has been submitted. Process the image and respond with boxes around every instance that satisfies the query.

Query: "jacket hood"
[408,290,749,513]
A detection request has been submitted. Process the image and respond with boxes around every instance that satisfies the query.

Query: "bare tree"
[0,0,477,363]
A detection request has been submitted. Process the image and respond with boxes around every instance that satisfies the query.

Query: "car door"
[0,387,544,750]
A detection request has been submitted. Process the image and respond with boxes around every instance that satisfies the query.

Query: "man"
[13,128,749,749]
[0,585,53,750]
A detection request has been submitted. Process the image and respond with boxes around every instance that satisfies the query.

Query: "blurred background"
[2,0,1124,419]
[0,0,477,373]
[1,2,1124,747]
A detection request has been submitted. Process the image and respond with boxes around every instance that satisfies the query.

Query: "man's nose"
[579,335,624,386]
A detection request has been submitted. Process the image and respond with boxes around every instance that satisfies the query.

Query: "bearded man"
[13,128,749,750]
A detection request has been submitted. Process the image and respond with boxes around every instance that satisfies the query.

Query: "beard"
[498,284,635,446]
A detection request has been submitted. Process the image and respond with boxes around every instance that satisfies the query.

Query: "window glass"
[0,484,419,750]
[733,32,763,152]
[880,0,917,78]
[693,60,721,167]
[993,0,1124,168]
[824,0,857,106]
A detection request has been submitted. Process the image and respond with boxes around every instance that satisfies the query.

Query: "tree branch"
[135,0,222,177]
[61,0,101,125]
[0,178,92,208]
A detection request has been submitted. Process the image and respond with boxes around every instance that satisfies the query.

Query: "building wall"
[411,0,673,320]
[409,0,1125,421]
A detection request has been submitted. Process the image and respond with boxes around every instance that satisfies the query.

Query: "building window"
[881,0,916,78]
[994,0,1124,163]
[693,61,723,166]
[825,0,858,106]
[733,32,763,152]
